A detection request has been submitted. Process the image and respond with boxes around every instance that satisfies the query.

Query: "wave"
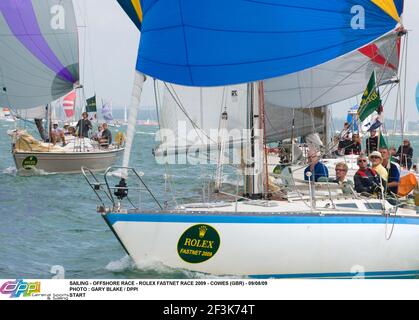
[105,255,137,272]
[2,167,17,175]
[17,167,57,177]
[105,255,245,279]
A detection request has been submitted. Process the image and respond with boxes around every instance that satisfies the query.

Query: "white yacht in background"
[1,0,124,174]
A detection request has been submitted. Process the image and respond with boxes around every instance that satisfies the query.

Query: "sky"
[75,0,419,121]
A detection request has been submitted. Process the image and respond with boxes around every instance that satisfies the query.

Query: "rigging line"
[301,33,400,109]
[393,29,407,138]
[164,82,218,146]
[154,80,179,207]
[401,32,409,140]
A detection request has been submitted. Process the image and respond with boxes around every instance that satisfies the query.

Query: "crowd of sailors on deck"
[338,123,414,170]
[49,112,113,148]
[304,143,413,198]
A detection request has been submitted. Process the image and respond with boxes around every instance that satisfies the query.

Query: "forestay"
[0,0,79,110]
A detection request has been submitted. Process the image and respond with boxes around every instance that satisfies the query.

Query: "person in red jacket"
[354,155,383,196]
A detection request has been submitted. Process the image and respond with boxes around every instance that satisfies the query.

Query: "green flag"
[86,95,97,113]
[378,131,388,149]
[358,72,382,122]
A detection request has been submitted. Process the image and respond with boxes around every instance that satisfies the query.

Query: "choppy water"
[0,121,220,279]
[0,120,418,279]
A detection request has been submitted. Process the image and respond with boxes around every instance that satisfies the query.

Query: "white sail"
[265,105,327,143]
[264,32,400,109]
[154,82,248,157]
[0,0,79,110]
[14,105,47,120]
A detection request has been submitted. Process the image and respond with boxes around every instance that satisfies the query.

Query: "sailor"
[76,112,93,138]
[354,155,383,196]
[333,162,354,194]
[51,121,66,146]
[365,129,378,155]
[396,138,414,170]
[369,151,388,182]
[114,178,128,200]
[344,133,361,155]
[338,122,352,155]
[99,123,112,148]
[304,150,329,182]
[380,147,401,195]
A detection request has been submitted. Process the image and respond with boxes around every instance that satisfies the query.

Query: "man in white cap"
[369,151,387,181]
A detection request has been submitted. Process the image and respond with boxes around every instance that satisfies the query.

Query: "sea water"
[0,121,418,279]
[0,121,222,279]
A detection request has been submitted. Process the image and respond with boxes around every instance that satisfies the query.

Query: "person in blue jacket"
[304,150,329,182]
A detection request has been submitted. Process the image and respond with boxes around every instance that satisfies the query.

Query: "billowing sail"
[63,91,76,119]
[155,82,326,154]
[117,0,403,86]
[264,105,327,143]
[154,82,247,156]
[264,31,401,109]
[0,0,79,110]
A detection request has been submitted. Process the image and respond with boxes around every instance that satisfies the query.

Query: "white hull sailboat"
[103,202,419,279]
[14,149,123,174]
[0,1,125,174]
[84,0,415,278]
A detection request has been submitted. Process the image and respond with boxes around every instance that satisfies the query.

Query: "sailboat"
[83,0,419,278]
[1,0,124,174]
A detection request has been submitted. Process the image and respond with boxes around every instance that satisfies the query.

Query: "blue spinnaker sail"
[117,0,404,87]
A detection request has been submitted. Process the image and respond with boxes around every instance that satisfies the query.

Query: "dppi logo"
[0,280,41,298]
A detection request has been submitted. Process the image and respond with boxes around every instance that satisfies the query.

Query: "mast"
[214,109,228,193]
[244,82,265,199]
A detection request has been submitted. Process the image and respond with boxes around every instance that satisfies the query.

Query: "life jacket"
[356,168,377,178]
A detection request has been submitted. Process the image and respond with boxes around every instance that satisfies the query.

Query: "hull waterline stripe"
[250,269,419,279]
[105,213,419,226]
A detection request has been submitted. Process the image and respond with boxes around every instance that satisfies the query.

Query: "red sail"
[63,91,76,119]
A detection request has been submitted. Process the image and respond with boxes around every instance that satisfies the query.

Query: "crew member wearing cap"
[396,139,414,170]
[380,147,401,195]
[304,149,329,182]
[51,121,66,146]
[369,151,388,181]
[354,154,383,196]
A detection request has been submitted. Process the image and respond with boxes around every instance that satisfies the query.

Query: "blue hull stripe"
[250,270,419,279]
[105,213,419,227]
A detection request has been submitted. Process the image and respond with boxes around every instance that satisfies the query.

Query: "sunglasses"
[370,156,381,159]
[358,160,367,163]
